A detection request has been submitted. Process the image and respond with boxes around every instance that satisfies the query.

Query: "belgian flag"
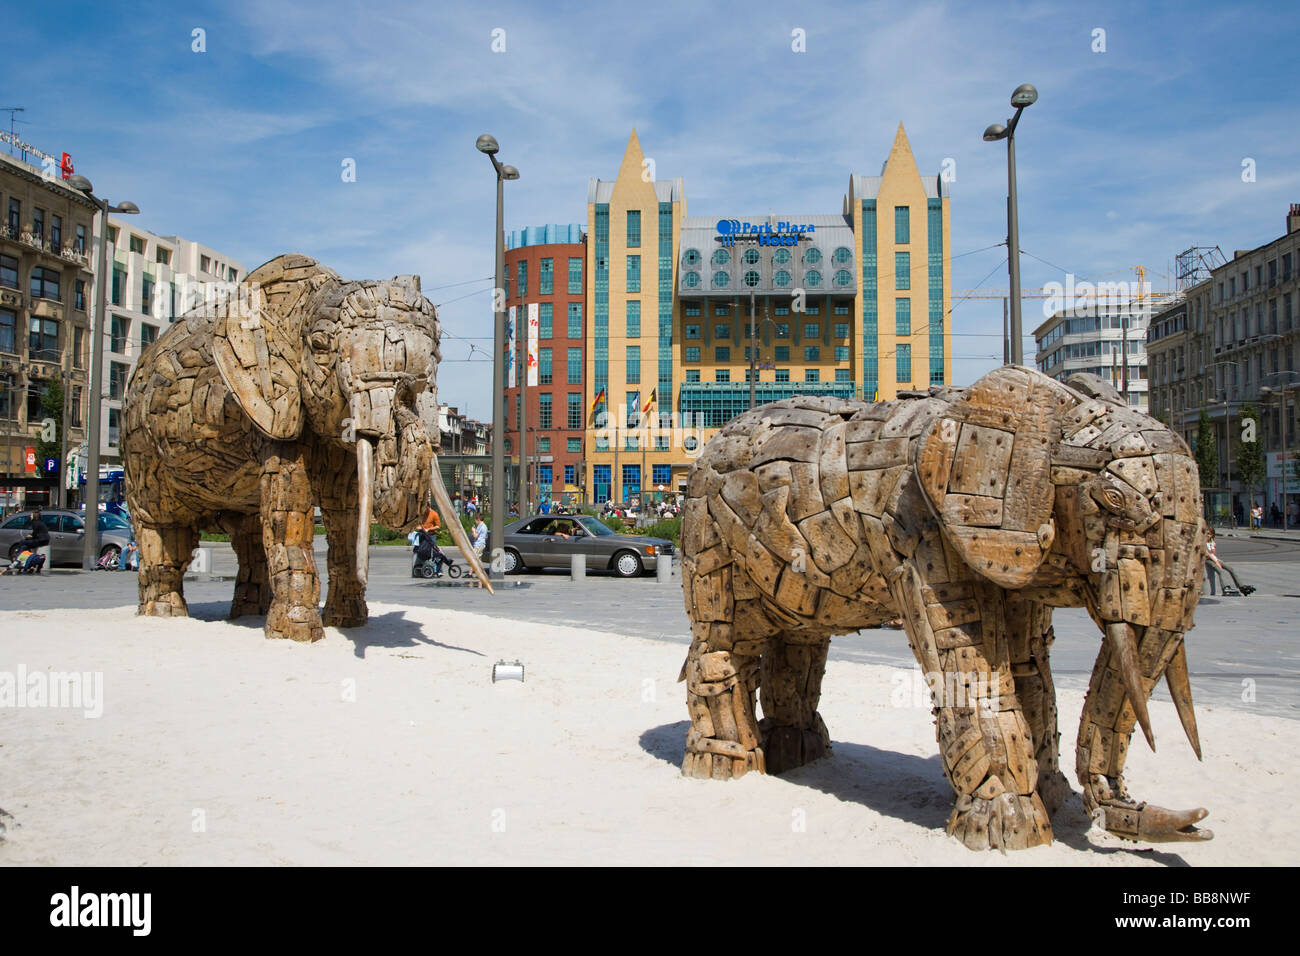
[589,386,606,422]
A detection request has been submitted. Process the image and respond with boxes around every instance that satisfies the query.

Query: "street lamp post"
[67,174,138,569]
[475,135,518,577]
[984,83,1038,367]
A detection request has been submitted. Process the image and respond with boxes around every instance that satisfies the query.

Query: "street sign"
[44,457,58,475]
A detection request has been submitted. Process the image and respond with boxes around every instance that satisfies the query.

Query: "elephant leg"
[136,523,199,618]
[1006,597,1071,817]
[680,561,771,780]
[224,513,271,619]
[758,630,832,774]
[891,565,1054,850]
[260,448,324,642]
[313,443,366,628]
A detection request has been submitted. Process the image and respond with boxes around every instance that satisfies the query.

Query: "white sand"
[1,602,1296,866]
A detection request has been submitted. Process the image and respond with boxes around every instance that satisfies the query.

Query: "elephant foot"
[1084,774,1213,843]
[322,590,368,628]
[947,787,1053,851]
[758,715,831,775]
[1037,768,1072,817]
[265,600,325,643]
[682,747,765,780]
[138,594,188,618]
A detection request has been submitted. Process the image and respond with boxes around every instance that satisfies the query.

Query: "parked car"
[0,509,135,567]
[501,513,673,577]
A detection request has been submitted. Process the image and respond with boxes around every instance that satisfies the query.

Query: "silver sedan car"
[502,513,674,577]
[0,509,135,567]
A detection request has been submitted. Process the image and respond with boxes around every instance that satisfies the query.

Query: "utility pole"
[749,290,757,411]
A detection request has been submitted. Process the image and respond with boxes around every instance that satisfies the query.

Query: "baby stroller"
[411,528,459,579]
[3,548,45,575]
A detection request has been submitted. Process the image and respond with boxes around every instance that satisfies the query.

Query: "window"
[804,369,820,383]
[804,302,819,314]
[896,344,912,381]
[537,437,551,454]
[0,254,16,289]
[685,324,700,339]
[684,248,702,266]
[715,324,731,339]
[141,324,157,349]
[111,267,124,306]
[539,347,553,384]
[108,408,121,446]
[109,361,129,399]
[774,247,792,264]
[539,257,553,295]
[895,206,910,243]
[51,215,61,249]
[742,248,760,265]
[625,392,641,427]
[804,270,822,287]
[712,271,730,288]
[200,255,211,273]
[73,328,84,368]
[75,280,85,311]
[715,370,730,383]
[715,304,730,316]
[833,269,852,287]
[684,302,701,317]
[567,437,581,453]
[111,315,128,353]
[156,247,171,265]
[774,345,790,361]
[896,252,910,290]
[33,208,44,240]
[896,298,911,336]
[804,248,822,265]
[835,346,849,361]
[538,394,552,429]
[686,346,700,362]
[712,249,730,266]
[29,316,58,355]
[803,323,819,338]
[567,393,582,429]
[564,464,576,485]
[568,302,582,338]
[0,309,14,353]
[834,322,849,338]
[517,260,528,297]
[539,303,553,338]
[652,464,671,487]
[129,235,145,255]
[567,348,582,384]
[626,210,641,247]
[775,369,790,382]
[626,255,641,292]
[627,300,641,338]
[715,346,730,362]
[74,224,86,253]
[566,257,583,295]
[805,346,820,361]
[7,198,19,235]
[744,270,760,287]
[626,345,641,384]
[30,267,61,301]
[503,262,510,299]
[683,270,701,288]
[834,301,851,315]
[685,369,701,382]
[774,270,791,287]
[774,323,790,337]
[141,275,154,314]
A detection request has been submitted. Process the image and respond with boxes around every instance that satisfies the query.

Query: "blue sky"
[8,0,1299,415]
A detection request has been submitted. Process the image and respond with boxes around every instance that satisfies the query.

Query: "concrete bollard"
[571,552,586,581]
[657,554,673,583]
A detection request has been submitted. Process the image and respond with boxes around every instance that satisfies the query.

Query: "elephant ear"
[916,365,1077,588]
[212,254,340,440]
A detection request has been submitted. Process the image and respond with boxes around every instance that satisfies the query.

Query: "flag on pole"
[644,389,656,417]
[589,386,606,420]
[627,391,640,425]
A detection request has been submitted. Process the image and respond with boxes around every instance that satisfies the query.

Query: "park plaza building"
[581,127,951,505]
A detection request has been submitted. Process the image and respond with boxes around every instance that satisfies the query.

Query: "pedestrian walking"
[1251,503,1263,532]
[472,515,488,559]
[1204,528,1254,596]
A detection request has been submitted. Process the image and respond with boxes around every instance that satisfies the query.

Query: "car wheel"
[100,544,121,567]
[614,550,643,578]
[503,548,523,574]
[8,543,20,562]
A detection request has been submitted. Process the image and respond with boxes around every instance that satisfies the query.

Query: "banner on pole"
[506,306,517,389]
[526,303,539,387]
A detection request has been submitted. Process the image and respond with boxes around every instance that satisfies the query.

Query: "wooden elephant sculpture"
[123,254,490,642]
[678,365,1211,850]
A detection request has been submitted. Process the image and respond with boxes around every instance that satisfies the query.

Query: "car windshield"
[575,516,614,537]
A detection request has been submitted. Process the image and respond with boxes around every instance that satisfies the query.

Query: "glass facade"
[928,198,945,384]
[862,200,878,398]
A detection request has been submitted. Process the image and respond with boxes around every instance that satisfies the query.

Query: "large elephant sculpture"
[123,253,491,642]
[677,365,1211,850]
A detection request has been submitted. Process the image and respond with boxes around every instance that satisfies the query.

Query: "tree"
[1194,407,1218,489]
[1236,401,1267,511]
[36,378,64,472]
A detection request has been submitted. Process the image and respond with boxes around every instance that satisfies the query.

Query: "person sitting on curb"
[1205,527,1255,596]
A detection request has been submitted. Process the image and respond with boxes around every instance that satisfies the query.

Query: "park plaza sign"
[715,219,816,247]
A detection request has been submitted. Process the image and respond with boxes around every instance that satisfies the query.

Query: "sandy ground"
[1,602,1296,866]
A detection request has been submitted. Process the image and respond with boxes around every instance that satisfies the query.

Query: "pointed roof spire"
[882,122,915,175]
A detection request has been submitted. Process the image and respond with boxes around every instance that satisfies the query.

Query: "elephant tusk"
[1106,621,1155,752]
[356,436,373,587]
[1164,641,1202,760]
[430,457,493,595]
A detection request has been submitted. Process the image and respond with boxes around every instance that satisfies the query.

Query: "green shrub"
[640,518,681,545]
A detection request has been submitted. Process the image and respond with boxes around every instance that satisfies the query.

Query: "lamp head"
[1011,84,1038,108]
[476,134,500,155]
[502,165,520,181]
[67,174,94,194]
[112,202,140,215]
[983,123,1008,142]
